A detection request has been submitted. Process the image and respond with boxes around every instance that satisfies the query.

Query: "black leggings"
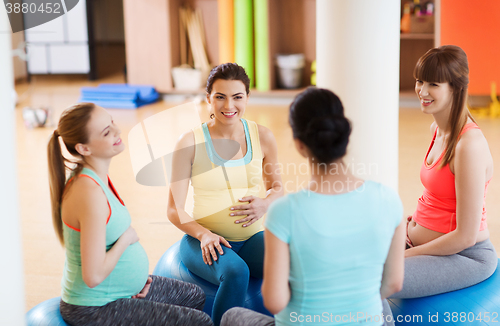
[60,275,214,326]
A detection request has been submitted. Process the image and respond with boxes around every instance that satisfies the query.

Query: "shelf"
[400,33,434,40]
[124,0,316,92]
[164,87,308,97]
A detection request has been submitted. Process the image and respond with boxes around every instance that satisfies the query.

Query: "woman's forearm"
[83,235,131,288]
[262,281,291,314]
[406,230,475,257]
[167,207,211,241]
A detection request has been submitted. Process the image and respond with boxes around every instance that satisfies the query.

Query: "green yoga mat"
[234,0,254,88]
[254,0,270,91]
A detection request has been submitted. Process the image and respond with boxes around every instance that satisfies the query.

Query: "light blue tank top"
[265,181,403,326]
[61,168,149,306]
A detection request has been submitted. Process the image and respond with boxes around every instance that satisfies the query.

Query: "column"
[316,0,401,190]
[0,6,26,325]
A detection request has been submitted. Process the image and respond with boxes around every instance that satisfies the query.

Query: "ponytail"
[48,130,65,245]
[47,103,95,246]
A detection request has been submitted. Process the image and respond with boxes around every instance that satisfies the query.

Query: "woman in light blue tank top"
[221,88,406,326]
[47,103,213,325]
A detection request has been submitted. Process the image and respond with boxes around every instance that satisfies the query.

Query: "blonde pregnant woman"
[49,103,213,326]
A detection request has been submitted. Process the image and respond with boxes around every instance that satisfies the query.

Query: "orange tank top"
[412,123,490,233]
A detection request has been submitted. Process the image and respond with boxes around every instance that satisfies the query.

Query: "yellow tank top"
[191,119,264,241]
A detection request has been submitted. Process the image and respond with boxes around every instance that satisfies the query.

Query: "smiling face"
[206,79,249,124]
[415,79,454,115]
[77,106,124,159]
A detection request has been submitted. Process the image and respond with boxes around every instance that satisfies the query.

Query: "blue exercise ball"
[153,240,271,317]
[388,259,500,326]
[26,297,69,326]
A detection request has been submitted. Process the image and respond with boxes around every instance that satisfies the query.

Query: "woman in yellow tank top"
[167,63,284,326]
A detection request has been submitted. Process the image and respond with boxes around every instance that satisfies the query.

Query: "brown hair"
[47,103,95,245]
[206,63,250,95]
[414,45,475,168]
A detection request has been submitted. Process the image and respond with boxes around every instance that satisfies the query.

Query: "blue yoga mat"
[80,84,159,109]
[99,84,159,101]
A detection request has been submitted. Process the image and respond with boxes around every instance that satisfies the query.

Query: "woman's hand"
[120,226,140,245]
[230,196,268,227]
[132,277,152,299]
[199,232,232,265]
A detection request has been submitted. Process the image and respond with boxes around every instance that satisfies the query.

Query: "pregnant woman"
[167,63,283,325]
[48,103,213,325]
[396,45,497,298]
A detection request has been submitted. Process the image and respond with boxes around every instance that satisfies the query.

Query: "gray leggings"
[382,239,498,325]
[60,275,213,326]
[391,238,498,299]
[220,302,392,326]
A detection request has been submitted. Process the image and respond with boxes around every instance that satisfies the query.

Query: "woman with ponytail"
[221,88,406,326]
[391,45,497,299]
[48,103,213,326]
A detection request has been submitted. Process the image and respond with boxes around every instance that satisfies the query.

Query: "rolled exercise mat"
[234,0,254,87]
[218,0,234,64]
[80,84,159,109]
[254,0,269,91]
[99,84,159,104]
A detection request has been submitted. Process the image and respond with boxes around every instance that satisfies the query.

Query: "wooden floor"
[16,73,500,311]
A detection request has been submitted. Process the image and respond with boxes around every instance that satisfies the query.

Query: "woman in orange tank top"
[391,45,497,300]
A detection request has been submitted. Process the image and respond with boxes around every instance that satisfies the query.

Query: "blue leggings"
[180,231,264,326]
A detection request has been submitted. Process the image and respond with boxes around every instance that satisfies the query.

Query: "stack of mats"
[80,84,160,109]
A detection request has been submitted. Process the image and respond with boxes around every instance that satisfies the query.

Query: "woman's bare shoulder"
[62,175,108,223]
[456,127,489,154]
[256,124,278,156]
[455,127,492,177]
[257,124,276,143]
[172,130,196,166]
[177,130,196,147]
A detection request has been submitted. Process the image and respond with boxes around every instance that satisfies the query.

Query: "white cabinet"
[26,44,48,73]
[66,0,88,42]
[24,0,90,75]
[49,44,90,73]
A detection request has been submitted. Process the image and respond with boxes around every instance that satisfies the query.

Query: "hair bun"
[304,116,350,146]
[289,87,351,163]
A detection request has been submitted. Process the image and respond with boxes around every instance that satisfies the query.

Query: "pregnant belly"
[112,242,150,295]
[407,219,445,246]
[408,218,490,246]
[196,207,264,241]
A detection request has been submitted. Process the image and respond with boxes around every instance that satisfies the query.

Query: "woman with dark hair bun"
[393,45,497,299]
[221,87,406,326]
[167,63,283,325]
